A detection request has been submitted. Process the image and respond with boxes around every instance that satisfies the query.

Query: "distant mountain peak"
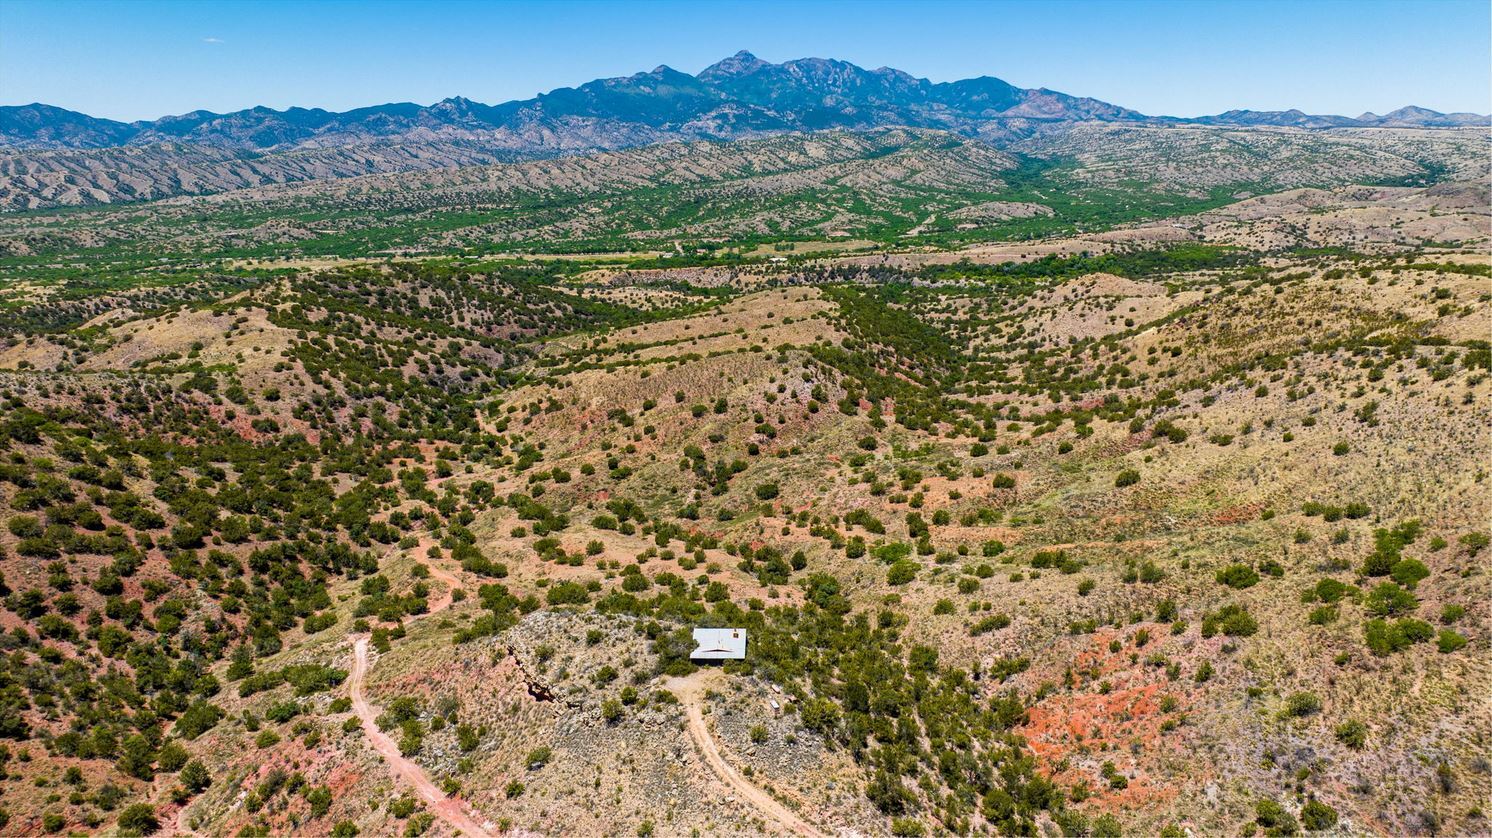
[698,50,772,81]
[1194,104,1487,129]
[2,55,1486,154]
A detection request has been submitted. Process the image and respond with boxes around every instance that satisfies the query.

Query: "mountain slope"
[0,140,529,211]
[7,51,1482,153]
[0,103,137,147]
[0,128,1026,252]
[3,53,1134,152]
[1193,106,1489,129]
[3,125,1486,264]
[0,53,1486,211]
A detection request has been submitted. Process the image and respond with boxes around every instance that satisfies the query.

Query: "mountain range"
[3,51,1486,152]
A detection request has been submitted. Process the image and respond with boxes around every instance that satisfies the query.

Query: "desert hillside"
[0,155,1488,837]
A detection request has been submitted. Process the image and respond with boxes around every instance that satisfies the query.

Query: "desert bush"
[1216,564,1259,589]
[1201,604,1257,637]
[1284,692,1321,717]
[1365,582,1417,616]
[1436,629,1467,654]
[1334,719,1367,748]
[1364,617,1433,655]
[1300,799,1337,831]
[1254,798,1297,836]
[117,804,159,836]
[887,560,918,586]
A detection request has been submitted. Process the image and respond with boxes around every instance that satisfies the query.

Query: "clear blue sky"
[2,0,1488,121]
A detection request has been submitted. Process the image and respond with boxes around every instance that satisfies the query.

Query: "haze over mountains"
[3,51,1486,152]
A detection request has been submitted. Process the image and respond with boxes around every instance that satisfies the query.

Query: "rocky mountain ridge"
[4,51,1485,151]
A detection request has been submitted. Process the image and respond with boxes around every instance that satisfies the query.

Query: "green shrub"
[117,804,159,836]
[1436,629,1468,654]
[1284,692,1321,717]
[389,796,417,818]
[1300,799,1338,831]
[1216,564,1259,589]
[304,786,333,818]
[1334,719,1367,748]
[1254,798,1298,836]
[1092,814,1122,837]
[525,746,552,768]
[176,697,225,736]
[1364,617,1433,655]
[304,612,338,633]
[887,560,918,586]
[1201,604,1257,637]
[1312,578,1353,603]
[545,582,590,605]
[1389,558,1429,589]
[1361,520,1422,576]
[1366,617,1396,656]
[970,614,1011,636]
[156,742,189,772]
[180,760,211,793]
[873,542,911,564]
[1365,582,1417,616]
[1151,420,1188,443]
[890,817,926,837]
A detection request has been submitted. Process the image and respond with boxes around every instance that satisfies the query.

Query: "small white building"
[690,627,747,661]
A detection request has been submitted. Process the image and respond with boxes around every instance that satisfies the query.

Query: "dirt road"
[350,635,492,837]
[346,542,491,836]
[416,542,461,614]
[163,542,473,835]
[349,543,817,838]
[664,672,827,838]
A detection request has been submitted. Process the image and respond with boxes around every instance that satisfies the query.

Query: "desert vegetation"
[0,110,1486,838]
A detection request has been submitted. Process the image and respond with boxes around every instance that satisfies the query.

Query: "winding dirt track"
[665,672,827,838]
[349,544,817,837]
[164,543,472,835]
[350,636,491,836]
[348,543,492,836]
[418,552,460,614]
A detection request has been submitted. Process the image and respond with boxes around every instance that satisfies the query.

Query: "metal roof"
[690,627,747,660]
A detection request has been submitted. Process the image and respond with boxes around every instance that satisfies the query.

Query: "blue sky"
[2,0,1488,121]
